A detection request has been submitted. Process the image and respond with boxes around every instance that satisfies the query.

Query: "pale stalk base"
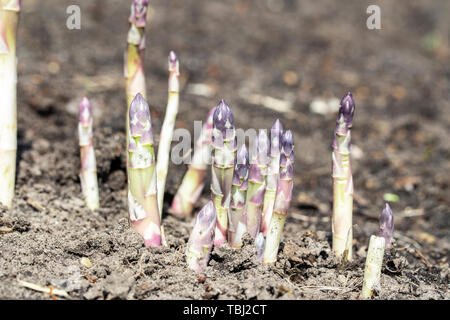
[332,179,353,261]
[361,235,385,298]
[229,216,247,248]
[80,170,99,211]
[0,150,16,208]
[263,213,286,264]
[261,188,276,236]
[157,92,179,218]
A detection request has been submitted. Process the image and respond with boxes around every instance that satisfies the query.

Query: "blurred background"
[14,0,449,267]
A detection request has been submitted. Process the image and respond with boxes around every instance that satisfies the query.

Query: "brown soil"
[0,0,449,299]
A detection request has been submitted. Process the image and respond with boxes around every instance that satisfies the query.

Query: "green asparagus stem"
[128,93,161,247]
[156,51,179,218]
[211,100,236,247]
[170,107,216,218]
[78,97,100,211]
[332,92,355,261]
[263,130,294,264]
[0,0,21,208]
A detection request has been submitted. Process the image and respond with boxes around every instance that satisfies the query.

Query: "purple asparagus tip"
[79,97,92,127]
[129,0,149,27]
[186,201,217,272]
[379,203,394,248]
[338,92,355,128]
[280,130,294,179]
[168,51,179,74]
[129,93,153,145]
[232,144,249,185]
[270,119,284,155]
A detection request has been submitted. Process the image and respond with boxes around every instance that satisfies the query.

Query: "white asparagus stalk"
[156,51,179,218]
[332,92,355,261]
[361,235,385,299]
[0,0,21,208]
[78,97,100,210]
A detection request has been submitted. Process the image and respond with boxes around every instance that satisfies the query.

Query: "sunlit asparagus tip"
[197,200,217,227]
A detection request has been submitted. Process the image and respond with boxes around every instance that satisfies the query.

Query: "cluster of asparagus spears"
[185,100,295,271]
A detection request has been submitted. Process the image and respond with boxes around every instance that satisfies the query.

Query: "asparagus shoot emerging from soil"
[156,51,180,218]
[246,130,269,238]
[263,130,294,264]
[211,100,236,247]
[361,235,385,299]
[379,203,394,248]
[78,98,100,211]
[170,107,216,218]
[125,0,149,150]
[128,93,161,247]
[186,200,217,272]
[261,119,283,236]
[332,92,355,261]
[228,144,249,248]
[0,0,21,208]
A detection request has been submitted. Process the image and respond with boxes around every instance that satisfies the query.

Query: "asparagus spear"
[246,130,269,238]
[78,97,100,211]
[156,51,180,218]
[211,100,236,247]
[332,92,355,261]
[125,0,149,150]
[170,107,216,218]
[379,203,394,248]
[228,144,249,248]
[263,130,294,264]
[186,200,217,272]
[0,0,21,208]
[128,93,161,247]
[261,119,283,236]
